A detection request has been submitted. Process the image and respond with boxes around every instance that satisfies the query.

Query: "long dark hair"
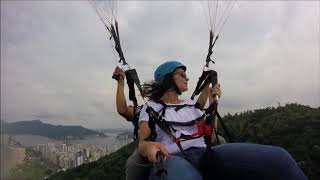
[142,73,180,101]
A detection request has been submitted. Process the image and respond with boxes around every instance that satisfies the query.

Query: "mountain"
[1,120,105,139]
[49,103,320,180]
[94,128,133,134]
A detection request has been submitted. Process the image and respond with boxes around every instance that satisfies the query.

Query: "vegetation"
[220,103,320,179]
[2,120,105,139]
[49,103,320,180]
[10,148,56,180]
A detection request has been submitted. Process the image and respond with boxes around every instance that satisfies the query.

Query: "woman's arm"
[196,84,209,109]
[138,121,170,162]
[114,67,135,120]
[196,83,222,109]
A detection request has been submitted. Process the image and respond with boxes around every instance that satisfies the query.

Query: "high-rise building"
[75,151,83,167]
[62,144,67,153]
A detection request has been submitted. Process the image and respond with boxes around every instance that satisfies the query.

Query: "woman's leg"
[149,155,203,180]
[211,143,308,180]
[126,149,151,180]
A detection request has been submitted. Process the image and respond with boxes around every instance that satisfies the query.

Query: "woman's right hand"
[141,141,170,162]
[208,83,221,102]
[112,66,125,82]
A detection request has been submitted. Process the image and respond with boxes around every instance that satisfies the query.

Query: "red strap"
[174,118,215,143]
[191,121,204,137]
[204,124,212,136]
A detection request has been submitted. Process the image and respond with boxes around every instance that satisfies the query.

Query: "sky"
[1,1,319,129]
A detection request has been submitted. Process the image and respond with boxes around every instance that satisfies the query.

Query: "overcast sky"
[1,1,319,129]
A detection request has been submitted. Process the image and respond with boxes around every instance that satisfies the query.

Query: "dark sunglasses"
[174,72,188,79]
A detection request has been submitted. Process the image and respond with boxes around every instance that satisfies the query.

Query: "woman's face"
[173,68,189,93]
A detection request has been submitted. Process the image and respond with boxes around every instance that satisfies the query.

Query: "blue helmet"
[154,60,186,84]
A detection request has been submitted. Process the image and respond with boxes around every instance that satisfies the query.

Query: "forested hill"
[49,103,320,180]
[1,120,105,139]
[221,103,320,179]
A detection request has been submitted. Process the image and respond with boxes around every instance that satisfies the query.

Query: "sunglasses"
[174,72,188,79]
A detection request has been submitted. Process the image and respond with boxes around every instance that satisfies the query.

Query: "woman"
[138,61,307,180]
[113,66,223,180]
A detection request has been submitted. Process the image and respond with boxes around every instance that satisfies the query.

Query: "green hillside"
[49,103,320,180]
[221,103,320,179]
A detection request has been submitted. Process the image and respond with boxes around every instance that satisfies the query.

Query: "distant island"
[93,128,133,134]
[1,120,105,140]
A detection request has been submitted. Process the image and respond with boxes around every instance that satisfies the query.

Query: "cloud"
[1,1,319,128]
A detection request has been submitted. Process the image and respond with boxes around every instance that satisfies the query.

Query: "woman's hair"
[142,73,180,101]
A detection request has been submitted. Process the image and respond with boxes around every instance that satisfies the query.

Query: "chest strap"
[146,105,213,155]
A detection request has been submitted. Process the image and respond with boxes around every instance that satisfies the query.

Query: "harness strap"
[206,100,234,143]
[164,114,205,126]
[131,105,138,140]
[125,69,143,105]
[216,111,234,143]
[144,101,223,167]
[191,70,218,100]
[146,106,175,140]
[146,105,214,148]
[156,100,203,119]
[146,101,226,144]
[153,100,208,139]
[174,104,196,111]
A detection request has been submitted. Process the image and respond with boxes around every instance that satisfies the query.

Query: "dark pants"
[149,143,308,180]
[126,149,151,180]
